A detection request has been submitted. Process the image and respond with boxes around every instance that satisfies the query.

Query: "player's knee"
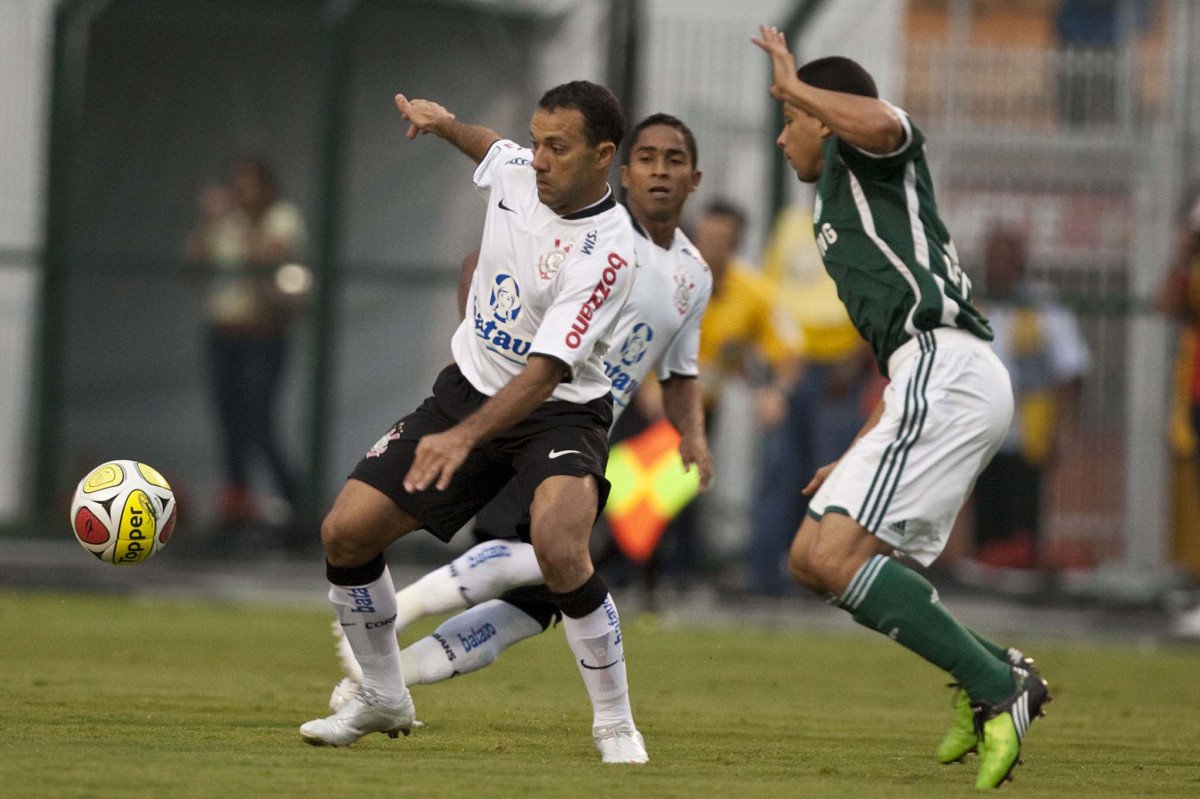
[803,539,847,595]
[786,546,822,591]
[532,538,589,591]
[320,511,367,567]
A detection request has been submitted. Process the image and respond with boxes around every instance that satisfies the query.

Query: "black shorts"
[350,363,612,542]
[473,478,529,542]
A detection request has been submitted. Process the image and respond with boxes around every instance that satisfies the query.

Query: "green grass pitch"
[3,591,1199,798]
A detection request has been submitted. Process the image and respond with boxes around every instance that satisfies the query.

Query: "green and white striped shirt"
[812,105,991,375]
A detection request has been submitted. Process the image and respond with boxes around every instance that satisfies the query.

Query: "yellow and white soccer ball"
[70,460,177,565]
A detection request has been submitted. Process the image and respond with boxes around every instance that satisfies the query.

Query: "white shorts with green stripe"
[807,327,1013,566]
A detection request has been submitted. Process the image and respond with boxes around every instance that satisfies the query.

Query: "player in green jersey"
[753,25,1050,789]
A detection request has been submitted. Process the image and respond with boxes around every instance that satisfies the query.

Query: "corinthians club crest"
[367,421,404,458]
[672,270,695,314]
[537,238,573,280]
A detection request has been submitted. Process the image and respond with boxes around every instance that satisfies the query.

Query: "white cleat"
[593,723,648,764]
[300,687,416,747]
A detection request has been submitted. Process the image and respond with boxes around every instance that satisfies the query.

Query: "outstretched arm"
[751,25,903,155]
[394,93,500,164]
[404,355,566,493]
[661,375,713,492]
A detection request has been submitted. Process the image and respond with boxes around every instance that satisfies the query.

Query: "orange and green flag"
[604,419,701,563]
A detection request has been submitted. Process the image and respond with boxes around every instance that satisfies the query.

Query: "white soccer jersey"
[451,140,638,404]
[604,209,712,422]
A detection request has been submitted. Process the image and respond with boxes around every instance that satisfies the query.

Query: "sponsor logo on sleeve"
[566,252,629,350]
[580,229,598,255]
[506,157,530,166]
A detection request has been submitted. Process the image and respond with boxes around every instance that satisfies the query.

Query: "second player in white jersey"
[453,139,638,404]
[604,208,711,416]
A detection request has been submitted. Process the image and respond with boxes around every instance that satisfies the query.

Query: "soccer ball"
[70,460,177,565]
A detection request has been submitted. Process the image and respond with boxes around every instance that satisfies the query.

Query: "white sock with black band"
[327,556,408,705]
[553,572,633,730]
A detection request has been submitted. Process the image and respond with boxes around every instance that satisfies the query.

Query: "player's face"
[530,107,613,214]
[620,125,700,224]
[777,104,827,183]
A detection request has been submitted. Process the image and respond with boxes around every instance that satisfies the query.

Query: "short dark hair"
[628,113,698,168]
[538,81,626,151]
[703,199,747,244]
[797,56,878,99]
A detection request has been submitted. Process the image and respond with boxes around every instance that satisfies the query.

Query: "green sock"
[966,627,1010,664]
[838,555,1014,705]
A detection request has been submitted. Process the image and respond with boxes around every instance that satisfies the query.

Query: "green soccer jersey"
[812,108,991,375]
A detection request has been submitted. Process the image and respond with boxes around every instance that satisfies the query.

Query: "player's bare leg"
[532,474,646,764]
[790,512,1044,786]
[791,511,1013,699]
[300,479,420,746]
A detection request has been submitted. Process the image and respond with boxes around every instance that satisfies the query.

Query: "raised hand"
[751,24,799,102]
[394,93,455,140]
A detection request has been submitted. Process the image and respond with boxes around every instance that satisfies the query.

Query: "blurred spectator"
[678,199,804,587]
[186,157,309,530]
[1158,192,1200,577]
[747,206,879,595]
[694,200,805,413]
[971,225,1090,571]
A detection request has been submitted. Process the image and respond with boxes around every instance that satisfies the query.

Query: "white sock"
[400,599,545,685]
[328,566,407,704]
[562,593,633,730]
[395,540,543,630]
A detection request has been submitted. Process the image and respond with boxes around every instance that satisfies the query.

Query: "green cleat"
[936,684,978,763]
[938,650,1040,765]
[973,666,1050,789]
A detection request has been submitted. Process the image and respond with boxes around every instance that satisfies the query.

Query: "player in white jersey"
[324,114,713,734]
[300,82,647,762]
